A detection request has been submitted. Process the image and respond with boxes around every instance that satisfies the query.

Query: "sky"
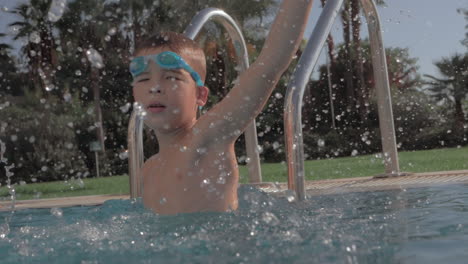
[0,0,467,78]
[305,0,467,78]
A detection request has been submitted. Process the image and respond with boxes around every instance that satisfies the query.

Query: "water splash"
[133,102,147,119]
[0,139,16,242]
[1,139,15,209]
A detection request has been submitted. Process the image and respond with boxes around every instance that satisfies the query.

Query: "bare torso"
[142,135,239,215]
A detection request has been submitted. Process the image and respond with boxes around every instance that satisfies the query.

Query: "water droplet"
[75,70,82,76]
[119,103,131,113]
[29,31,41,44]
[50,207,63,217]
[317,139,325,147]
[196,147,207,154]
[118,150,128,160]
[216,176,226,184]
[273,141,280,150]
[29,136,36,143]
[179,146,187,152]
[262,212,279,225]
[86,49,104,69]
[10,135,17,142]
[159,197,167,204]
[200,178,210,187]
[48,0,67,22]
[351,149,358,156]
[63,92,72,102]
[45,84,55,91]
[286,193,295,202]
[274,93,283,99]
[107,27,117,36]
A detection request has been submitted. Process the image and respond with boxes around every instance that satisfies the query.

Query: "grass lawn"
[1,146,467,200]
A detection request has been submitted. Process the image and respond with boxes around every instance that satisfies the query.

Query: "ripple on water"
[1,184,468,263]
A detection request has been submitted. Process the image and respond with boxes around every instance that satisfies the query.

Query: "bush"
[0,93,92,185]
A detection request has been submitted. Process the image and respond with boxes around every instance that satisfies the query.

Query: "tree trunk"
[453,98,466,138]
[351,0,368,124]
[91,67,106,153]
[321,0,336,67]
[341,1,355,111]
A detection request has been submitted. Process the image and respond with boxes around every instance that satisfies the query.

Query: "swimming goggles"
[129,51,204,86]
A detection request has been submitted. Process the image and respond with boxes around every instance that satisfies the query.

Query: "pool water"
[1,184,468,263]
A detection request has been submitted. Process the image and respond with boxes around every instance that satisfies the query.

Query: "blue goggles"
[129,51,204,87]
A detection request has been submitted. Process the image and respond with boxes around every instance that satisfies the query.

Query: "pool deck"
[1,170,468,211]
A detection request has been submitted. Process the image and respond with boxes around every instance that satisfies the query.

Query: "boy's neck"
[153,118,197,152]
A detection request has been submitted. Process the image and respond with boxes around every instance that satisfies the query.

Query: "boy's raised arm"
[196,0,314,143]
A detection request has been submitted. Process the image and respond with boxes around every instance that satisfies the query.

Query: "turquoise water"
[1,184,468,263]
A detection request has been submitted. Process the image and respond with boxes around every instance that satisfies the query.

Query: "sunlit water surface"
[1,184,468,263]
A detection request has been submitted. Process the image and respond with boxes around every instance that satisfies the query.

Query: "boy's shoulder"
[142,153,160,171]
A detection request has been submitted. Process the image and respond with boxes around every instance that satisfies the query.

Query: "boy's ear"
[196,86,209,106]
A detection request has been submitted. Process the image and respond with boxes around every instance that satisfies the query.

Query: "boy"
[131,1,313,215]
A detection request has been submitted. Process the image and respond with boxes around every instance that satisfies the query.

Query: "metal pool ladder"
[128,8,262,198]
[285,0,400,201]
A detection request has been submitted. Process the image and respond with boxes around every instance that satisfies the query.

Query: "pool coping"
[1,170,468,211]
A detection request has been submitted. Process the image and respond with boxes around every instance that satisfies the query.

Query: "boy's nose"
[150,85,162,94]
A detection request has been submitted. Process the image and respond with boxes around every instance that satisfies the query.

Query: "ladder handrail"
[183,8,263,183]
[128,8,263,198]
[360,0,399,175]
[284,0,344,201]
[284,0,400,201]
[128,103,146,198]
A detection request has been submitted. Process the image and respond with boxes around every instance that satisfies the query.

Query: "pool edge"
[2,170,468,211]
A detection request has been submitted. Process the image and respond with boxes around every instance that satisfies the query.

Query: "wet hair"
[135,32,206,83]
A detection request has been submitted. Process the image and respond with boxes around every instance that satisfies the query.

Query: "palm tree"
[8,0,58,95]
[458,8,467,47]
[425,53,468,137]
[320,0,337,67]
[0,33,13,66]
[56,0,121,153]
[0,33,16,96]
[340,0,355,112]
[339,0,386,122]
[0,33,12,51]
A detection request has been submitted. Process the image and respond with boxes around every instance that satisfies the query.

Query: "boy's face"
[132,47,208,131]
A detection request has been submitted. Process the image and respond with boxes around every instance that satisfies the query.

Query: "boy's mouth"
[147,102,166,113]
